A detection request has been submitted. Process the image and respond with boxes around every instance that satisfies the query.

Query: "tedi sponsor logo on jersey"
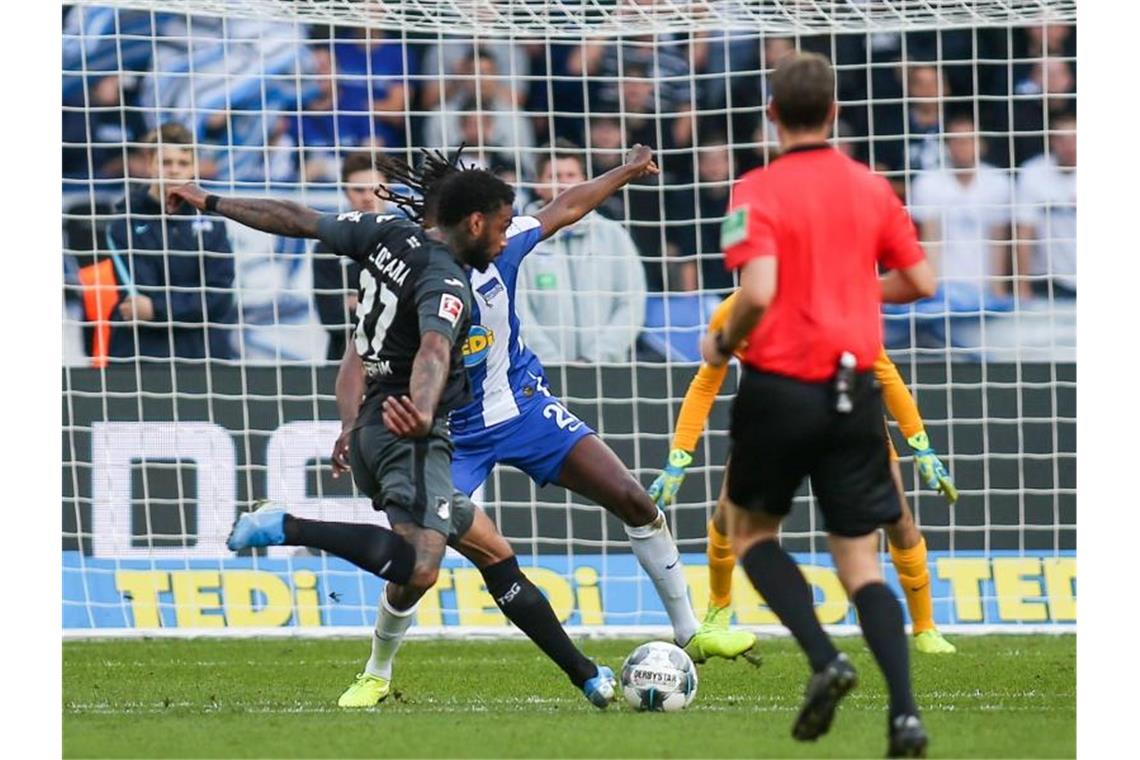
[462,325,495,367]
[366,245,410,287]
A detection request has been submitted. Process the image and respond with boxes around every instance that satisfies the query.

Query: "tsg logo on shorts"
[462,325,495,367]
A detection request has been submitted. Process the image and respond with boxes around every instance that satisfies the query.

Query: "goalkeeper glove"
[906,431,959,505]
[648,449,693,508]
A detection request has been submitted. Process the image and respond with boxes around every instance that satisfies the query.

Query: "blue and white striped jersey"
[450,216,547,433]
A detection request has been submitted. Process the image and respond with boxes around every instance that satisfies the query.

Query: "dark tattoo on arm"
[215,197,322,239]
[409,331,452,420]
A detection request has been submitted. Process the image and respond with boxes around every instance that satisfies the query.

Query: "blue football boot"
[227,500,286,551]
[582,665,616,709]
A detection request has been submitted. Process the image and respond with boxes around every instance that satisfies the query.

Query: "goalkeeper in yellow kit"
[649,292,959,655]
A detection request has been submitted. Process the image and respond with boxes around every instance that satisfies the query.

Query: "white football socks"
[625,510,700,646]
[364,589,417,680]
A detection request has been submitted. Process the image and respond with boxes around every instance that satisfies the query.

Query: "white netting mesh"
[62,0,1076,634]
[67,0,1078,36]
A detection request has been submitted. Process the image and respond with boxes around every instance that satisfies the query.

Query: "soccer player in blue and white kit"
[332,145,758,707]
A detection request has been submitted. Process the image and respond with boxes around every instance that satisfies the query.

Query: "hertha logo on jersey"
[476,277,505,306]
[438,293,464,326]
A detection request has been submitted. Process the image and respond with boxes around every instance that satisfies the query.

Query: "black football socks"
[741,539,840,673]
[853,582,919,719]
[283,515,415,585]
[482,556,597,688]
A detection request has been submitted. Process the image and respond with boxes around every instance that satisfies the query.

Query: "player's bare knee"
[620,481,659,526]
[712,498,729,535]
[469,539,515,569]
[484,542,515,567]
[407,562,440,594]
[730,511,779,559]
[838,568,884,598]
[385,582,424,611]
[886,512,920,550]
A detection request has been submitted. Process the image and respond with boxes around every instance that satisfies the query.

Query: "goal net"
[62,0,1077,636]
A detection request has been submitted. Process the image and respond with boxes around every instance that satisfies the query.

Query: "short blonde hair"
[142,121,194,147]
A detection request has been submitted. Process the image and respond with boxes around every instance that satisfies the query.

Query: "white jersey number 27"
[355,270,399,357]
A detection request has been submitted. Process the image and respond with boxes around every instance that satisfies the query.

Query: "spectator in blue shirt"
[107,122,236,360]
[328,28,415,149]
[62,74,147,180]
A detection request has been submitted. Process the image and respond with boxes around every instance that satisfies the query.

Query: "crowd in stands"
[62,4,1076,364]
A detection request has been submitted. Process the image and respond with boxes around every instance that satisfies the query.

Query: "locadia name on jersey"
[364,359,393,378]
[367,244,410,288]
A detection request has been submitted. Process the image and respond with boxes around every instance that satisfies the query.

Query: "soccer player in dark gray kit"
[166,170,617,708]
[167,173,497,611]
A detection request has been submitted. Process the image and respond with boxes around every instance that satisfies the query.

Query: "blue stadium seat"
[640,293,726,362]
[882,285,1015,354]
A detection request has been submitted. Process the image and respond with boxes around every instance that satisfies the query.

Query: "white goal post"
[62,0,1077,638]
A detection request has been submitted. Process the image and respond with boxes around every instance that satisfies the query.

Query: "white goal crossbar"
[66,0,1078,37]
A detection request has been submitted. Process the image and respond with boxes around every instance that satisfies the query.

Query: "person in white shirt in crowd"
[1015,112,1076,300]
[422,48,535,174]
[517,140,647,364]
[910,113,1012,303]
[419,39,531,111]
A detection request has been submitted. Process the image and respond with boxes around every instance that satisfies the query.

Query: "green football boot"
[337,672,391,708]
[914,629,957,655]
[684,625,761,666]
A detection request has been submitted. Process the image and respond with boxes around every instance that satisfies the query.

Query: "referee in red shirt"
[700,53,936,758]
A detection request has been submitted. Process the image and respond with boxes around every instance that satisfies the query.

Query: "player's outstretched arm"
[167,182,322,239]
[874,350,958,504]
[382,331,451,438]
[533,144,659,240]
[331,343,365,477]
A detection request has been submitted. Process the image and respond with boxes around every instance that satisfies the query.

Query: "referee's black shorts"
[726,366,899,537]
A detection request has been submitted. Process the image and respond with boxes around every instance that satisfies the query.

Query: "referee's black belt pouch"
[830,368,881,414]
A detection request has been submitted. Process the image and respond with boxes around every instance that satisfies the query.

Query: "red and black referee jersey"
[720,144,925,381]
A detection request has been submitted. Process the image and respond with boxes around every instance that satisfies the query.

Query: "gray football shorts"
[349,420,475,542]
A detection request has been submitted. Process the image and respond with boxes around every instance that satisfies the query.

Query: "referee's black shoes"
[887,714,929,758]
[791,653,859,741]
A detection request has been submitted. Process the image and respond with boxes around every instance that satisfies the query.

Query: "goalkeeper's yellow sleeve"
[874,348,926,439]
[671,294,736,452]
[672,362,731,452]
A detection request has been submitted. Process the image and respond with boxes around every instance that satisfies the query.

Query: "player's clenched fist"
[117,294,154,322]
[166,181,210,213]
[624,144,660,178]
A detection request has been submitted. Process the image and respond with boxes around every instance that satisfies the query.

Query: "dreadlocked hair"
[374,145,467,223]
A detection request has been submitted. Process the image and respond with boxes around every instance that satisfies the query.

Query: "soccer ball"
[620,641,698,712]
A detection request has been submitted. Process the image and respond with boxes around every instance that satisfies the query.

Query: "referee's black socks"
[283,515,415,585]
[852,583,919,719]
[482,556,597,689]
[741,540,839,673]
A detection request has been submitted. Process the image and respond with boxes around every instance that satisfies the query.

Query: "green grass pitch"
[64,634,1074,758]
